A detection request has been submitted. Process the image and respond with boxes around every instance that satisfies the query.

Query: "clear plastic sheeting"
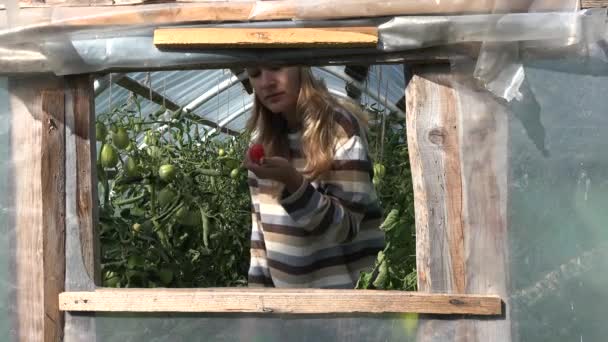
[0,0,605,102]
[379,10,605,51]
[508,60,608,341]
[93,312,419,342]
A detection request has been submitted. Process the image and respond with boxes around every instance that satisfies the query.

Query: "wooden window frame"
[56,60,502,317]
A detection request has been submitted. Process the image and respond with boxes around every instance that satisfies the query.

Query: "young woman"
[243,66,385,288]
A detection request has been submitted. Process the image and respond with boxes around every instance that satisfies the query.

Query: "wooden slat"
[457,68,510,342]
[67,76,101,285]
[406,66,510,341]
[64,75,97,342]
[5,0,569,28]
[406,65,465,294]
[153,27,378,49]
[582,0,608,8]
[10,76,66,342]
[59,289,502,315]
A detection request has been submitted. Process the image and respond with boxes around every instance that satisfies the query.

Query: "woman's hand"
[244,155,303,193]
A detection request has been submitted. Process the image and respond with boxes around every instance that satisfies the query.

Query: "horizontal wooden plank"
[582,0,608,8]
[59,289,502,315]
[4,0,572,27]
[154,27,378,49]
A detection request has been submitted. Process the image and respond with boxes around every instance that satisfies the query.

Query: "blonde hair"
[246,67,368,180]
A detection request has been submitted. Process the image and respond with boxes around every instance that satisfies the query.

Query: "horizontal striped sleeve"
[279,134,378,244]
[247,184,274,288]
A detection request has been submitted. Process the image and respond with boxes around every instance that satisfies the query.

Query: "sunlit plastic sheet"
[506,60,608,341]
[2,11,605,74]
[2,1,607,102]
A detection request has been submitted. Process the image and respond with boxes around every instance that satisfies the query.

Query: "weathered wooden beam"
[59,289,502,315]
[581,0,608,8]
[63,75,97,342]
[10,75,66,342]
[153,27,378,49]
[4,1,574,28]
[67,75,100,285]
[406,65,510,341]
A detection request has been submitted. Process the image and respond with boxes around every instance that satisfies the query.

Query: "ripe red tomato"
[248,144,265,164]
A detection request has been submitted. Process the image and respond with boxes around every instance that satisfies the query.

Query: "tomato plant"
[97,94,251,288]
[356,106,417,291]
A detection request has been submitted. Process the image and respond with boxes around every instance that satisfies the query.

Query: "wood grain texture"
[153,27,378,49]
[10,76,66,342]
[406,66,510,342]
[59,289,502,315]
[67,76,100,286]
[581,0,608,8]
[13,0,564,13]
[456,71,510,342]
[406,64,465,295]
[63,75,97,342]
[8,0,574,27]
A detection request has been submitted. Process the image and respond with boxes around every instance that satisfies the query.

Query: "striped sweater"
[247,107,385,288]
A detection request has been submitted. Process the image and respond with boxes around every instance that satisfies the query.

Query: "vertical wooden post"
[67,75,100,286]
[10,76,66,342]
[406,65,510,342]
[63,75,98,342]
[9,74,98,342]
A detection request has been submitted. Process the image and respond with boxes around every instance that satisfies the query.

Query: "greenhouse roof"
[94,65,407,135]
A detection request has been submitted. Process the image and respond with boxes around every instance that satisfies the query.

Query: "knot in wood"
[428,128,447,146]
[449,298,465,306]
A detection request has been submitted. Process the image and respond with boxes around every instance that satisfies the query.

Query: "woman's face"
[247,66,301,115]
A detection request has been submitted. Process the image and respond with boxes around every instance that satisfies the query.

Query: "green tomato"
[373,163,386,179]
[112,127,130,150]
[100,144,119,168]
[95,122,107,142]
[125,157,139,178]
[372,177,381,188]
[157,187,176,207]
[158,164,177,182]
[218,148,225,157]
[230,168,240,179]
[132,223,141,233]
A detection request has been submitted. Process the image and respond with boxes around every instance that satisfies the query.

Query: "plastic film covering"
[92,312,419,341]
[507,59,608,341]
[1,1,607,100]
